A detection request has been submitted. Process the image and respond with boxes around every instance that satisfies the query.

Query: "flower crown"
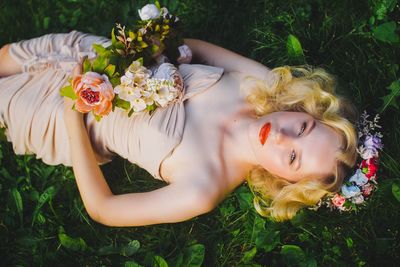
[320,111,383,211]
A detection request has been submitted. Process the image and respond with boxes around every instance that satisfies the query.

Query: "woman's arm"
[63,64,221,227]
[0,44,21,77]
[184,38,270,80]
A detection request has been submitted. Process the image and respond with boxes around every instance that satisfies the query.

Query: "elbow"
[191,187,222,215]
[85,198,116,227]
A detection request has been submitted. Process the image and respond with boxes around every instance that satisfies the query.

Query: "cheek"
[256,145,285,176]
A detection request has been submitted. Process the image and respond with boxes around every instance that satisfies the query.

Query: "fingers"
[72,55,88,76]
[177,45,192,64]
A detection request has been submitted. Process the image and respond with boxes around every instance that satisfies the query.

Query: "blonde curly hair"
[243,66,358,221]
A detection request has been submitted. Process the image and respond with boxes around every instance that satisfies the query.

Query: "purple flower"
[364,134,383,150]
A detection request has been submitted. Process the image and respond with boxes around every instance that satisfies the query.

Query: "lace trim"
[22,44,97,73]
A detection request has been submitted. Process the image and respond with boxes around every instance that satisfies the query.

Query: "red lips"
[259,122,271,145]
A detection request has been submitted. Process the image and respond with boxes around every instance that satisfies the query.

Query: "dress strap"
[178,64,224,101]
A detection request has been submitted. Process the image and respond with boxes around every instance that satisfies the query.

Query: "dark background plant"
[1,0,399,266]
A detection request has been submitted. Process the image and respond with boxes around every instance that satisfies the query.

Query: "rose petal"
[94,100,112,116]
[75,98,93,113]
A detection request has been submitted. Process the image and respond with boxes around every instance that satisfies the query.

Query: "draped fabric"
[0,31,224,179]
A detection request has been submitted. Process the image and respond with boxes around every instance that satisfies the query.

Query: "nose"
[274,128,293,145]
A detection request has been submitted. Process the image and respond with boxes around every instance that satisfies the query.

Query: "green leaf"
[392,182,400,202]
[110,77,121,87]
[111,27,117,46]
[372,21,400,43]
[372,0,397,20]
[151,44,160,55]
[155,1,161,10]
[43,17,50,29]
[0,127,7,142]
[128,31,136,40]
[255,230,280,252]
[286,34,304,58]
[60,85,77,100]
[36,211,46,224]
[380,80,400,112]
[92,56,108,73]
[236,189,253,210]
[180,244,205,267]
[114,95,131,111]
[11,188,23,225]
[92,43,107,55]
[137,57,144,66]
[32,186,57,226]
[346,237,354,248]
[104,64,116,77]
[93,113,102,122]
[153,255,169,267]
[241,247,257,263]
[280,245,307,267]
[58,232,88,252]
[83,58,92,73]
[120,240,140,256]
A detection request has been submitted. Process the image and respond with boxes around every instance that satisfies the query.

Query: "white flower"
[341,185,361,198]
[349,169,369,186]
[138,4,161,20]
[131,98,147,112]
[120,74,133,85]
[160,7,169,18]
[114,85,141,102]
[358,145,379,159]
[154,63,178,80]
[351,195,365,204]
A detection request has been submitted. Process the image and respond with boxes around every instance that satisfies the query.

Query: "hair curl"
[243,66,358,221]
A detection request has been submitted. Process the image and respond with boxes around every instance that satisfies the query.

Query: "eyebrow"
[295,119,316,171]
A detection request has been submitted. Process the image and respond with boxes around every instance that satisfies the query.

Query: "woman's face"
[248,111,342,183]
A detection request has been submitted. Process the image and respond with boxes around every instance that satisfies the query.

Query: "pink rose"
[332,194,346,207]
[362,183,375,197]
[72,71,114,117]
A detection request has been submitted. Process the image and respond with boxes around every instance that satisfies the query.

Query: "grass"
[1,0,400,266]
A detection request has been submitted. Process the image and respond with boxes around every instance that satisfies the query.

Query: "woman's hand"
[63,58,85,125]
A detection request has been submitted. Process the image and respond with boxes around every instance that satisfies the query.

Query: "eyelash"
[290,150,296,165]
[290,122,307,165]
[298,122,307,136]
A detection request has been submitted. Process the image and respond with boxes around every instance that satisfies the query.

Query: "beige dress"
[0,31,224,180]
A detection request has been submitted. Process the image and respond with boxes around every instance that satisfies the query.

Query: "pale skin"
[0,39,341,226]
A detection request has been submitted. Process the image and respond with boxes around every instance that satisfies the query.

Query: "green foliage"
[286,34,304,63]
[1,0,400,266]
[380,79,400,112]
[60,85,77,100]
[372,21,400,43]
[58,227,88,252]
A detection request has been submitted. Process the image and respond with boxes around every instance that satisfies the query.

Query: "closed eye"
[298,122,307,136]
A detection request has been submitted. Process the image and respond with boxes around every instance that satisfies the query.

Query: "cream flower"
[138,4,161,20]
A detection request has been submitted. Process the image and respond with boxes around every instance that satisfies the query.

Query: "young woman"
[0,31,357,227]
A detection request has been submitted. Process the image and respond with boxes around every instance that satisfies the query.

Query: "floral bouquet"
[322,111,384,211]
[60,2,191,121]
